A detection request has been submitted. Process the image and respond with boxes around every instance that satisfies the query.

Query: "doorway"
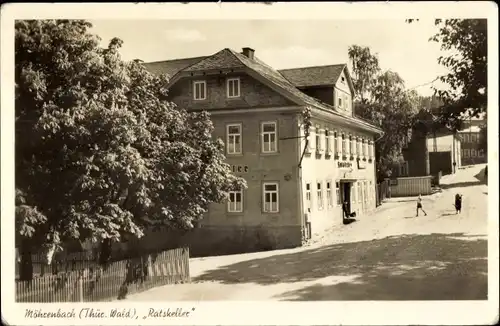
[341,182,351,213]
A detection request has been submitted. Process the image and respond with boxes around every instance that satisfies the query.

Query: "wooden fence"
[388,176,433,197]
[16,247,190,302]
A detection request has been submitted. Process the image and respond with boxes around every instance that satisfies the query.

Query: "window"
[228,190,243,212]
[365,182,369,208]
[358,182,362,203]
[349,135,355,155]
[326,181,333,207]
[369,181,373,204]
[261,121,277,153]
[193,81,206,100]
[357,137,361,156]
[226,124,242,155]
[351,183,356,204]
[479,149,485,157]
[344,95,348,109]
[263,182,279,213]
[336,182,341,205]
[471,149,477,157]
[342,134,346,155]
[335,131,341,154]
[362,139,367,157]
[399,161,409,176]
[464,149,470,157]
[338,97,342,108]
[325,130,331,153]
[471,134,477,143]
[306,126,315,152]
[341,76,346,83]
[316,127,322,152]
[227,78,240,98]
[317,182,324,210]
[305,183,312,212]
[463,134,470,143]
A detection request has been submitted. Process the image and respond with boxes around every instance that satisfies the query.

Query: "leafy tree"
[348,45,381,103]
[407,19,487,130]
[15,20,246,279]
[348,45,419,180]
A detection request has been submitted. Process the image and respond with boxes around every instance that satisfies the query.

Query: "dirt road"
[124,165,488,301]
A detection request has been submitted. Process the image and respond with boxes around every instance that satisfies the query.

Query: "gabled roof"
[142,56,207,78]
[184,49,245,71]
[278,64,346,88]
[143,48,382,134]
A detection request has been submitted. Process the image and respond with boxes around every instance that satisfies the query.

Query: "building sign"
[338,161,353,169]
[232,165,249,173]
[357,160,366,170]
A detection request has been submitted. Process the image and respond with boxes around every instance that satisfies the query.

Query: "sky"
[89,19,451,97]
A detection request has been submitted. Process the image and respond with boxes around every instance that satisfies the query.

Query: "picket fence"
[16,247,190,302]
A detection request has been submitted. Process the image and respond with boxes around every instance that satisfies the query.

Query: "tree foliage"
[348,45,419,179]
[15,20,246,260]
[348,45,381,103]
[408,19,487,130]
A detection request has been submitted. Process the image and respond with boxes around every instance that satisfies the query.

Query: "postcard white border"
[1,2,499,325]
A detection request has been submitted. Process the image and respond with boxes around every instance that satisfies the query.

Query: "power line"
[406,76,441,92]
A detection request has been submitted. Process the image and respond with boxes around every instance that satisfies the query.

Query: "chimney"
[242,47,255,60]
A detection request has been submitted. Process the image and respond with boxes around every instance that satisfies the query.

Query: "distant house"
[426,128,462,175]
[141,47,383,256]
[399,114,461,178]
[457,110,487,166]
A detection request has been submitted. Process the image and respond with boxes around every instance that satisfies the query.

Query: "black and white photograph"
[1,2,498,325]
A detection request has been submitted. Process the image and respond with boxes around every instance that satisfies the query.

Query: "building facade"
[143,47,382,256]
[459,126,486,165]
[426,132,462,175]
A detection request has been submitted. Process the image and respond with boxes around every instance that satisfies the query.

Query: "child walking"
[416,194,427,217]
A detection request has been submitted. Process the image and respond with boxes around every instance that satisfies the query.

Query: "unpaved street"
[124,164,489,301]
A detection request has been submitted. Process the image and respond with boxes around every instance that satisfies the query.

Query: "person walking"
[342,200,350,219]
[416,194,427,217]
[455,193,463,214]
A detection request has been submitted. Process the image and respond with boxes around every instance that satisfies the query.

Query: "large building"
[143,47,383,256]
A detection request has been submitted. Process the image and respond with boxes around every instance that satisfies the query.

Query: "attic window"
[341,77,346,83]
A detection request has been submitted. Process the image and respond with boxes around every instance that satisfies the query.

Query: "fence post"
[78,273,84,302]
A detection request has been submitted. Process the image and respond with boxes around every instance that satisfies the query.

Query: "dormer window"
[193,80,207,101]
[227,77,240,98]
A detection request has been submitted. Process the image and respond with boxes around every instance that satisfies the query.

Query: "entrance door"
[342,182,351,213]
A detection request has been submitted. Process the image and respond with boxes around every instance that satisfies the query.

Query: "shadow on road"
[194,233,487,300]
[440,180,484,190]
[343,218,357,225]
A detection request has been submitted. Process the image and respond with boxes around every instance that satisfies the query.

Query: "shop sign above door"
[338,161,353,169]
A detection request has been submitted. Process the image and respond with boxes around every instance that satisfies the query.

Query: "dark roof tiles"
[142,56,207,78]
[279,64,346,88]
[184,48,245,72]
